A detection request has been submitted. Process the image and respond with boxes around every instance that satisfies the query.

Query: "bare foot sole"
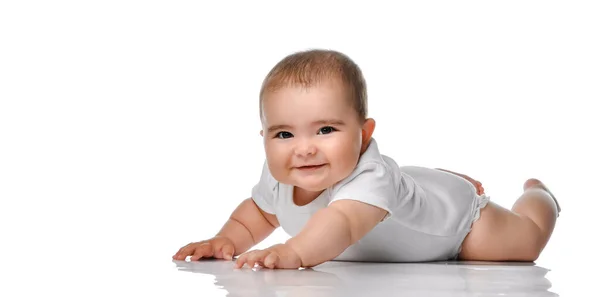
[523,178,561,216]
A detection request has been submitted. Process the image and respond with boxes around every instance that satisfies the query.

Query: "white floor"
[174,260,557,297]
[3,221,593,297]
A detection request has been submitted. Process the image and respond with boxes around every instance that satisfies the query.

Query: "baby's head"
[259,49,376,192]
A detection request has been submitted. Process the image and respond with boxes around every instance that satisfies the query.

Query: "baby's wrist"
[284,240,307,267]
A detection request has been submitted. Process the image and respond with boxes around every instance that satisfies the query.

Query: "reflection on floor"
[174,259,557,297]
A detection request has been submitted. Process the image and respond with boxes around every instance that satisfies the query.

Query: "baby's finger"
[173,241,206,260]
[172,244,190,259]
[190,243,214,261]
[173,245,195,260]
[220,244,235,261]
[263,253,279,269]
[235,253,250,269]
[247,250,268,268]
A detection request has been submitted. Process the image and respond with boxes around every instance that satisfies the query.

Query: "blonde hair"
[259,49,368,122]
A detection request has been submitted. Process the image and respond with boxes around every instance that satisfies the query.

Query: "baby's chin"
[292,178,337,192]
[295,184,329,192]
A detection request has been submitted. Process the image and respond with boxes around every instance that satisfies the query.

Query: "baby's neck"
[293,186,324,206]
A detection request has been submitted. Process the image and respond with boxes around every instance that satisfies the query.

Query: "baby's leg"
[459,178,559,261]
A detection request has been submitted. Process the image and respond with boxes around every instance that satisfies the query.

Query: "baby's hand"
[235,244,302,270]
[172,236,235,261]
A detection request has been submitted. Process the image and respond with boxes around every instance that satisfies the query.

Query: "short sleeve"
[251,160,277,214]
[330,162,398,220]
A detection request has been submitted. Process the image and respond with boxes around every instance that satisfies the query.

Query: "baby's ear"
[362,118,376,140]
[260,130,264,137]
[361,118,376,153]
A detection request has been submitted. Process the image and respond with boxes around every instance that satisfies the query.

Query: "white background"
[1,1,598,296]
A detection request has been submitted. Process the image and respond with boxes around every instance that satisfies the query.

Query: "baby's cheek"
[334,147,360,177]
[271,159,289,176]
[266,144,288,163]
[264,155,286,178]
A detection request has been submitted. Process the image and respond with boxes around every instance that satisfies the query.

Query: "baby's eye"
[318,126,337,135]
[275,131,293,139]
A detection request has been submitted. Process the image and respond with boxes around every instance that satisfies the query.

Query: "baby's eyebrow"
[313,119,346,126]
[267,124,293,133]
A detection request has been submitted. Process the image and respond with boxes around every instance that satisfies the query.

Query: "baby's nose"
[294,142,317,156]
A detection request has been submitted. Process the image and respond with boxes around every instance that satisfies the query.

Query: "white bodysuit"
[251,139,490,262]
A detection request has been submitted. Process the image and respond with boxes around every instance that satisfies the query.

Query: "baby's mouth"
[296,164,326,170]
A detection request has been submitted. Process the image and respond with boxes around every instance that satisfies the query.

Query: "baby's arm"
[235,199,387,268]
[288,200,387,266]
[218,198,280,255]
[173,198,279,261]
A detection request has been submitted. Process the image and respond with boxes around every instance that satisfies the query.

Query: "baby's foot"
[523,178,561,216]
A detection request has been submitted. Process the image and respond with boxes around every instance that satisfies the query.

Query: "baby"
[173,49,561,269]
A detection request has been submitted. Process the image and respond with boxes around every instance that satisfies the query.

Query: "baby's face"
[261,79,368,192]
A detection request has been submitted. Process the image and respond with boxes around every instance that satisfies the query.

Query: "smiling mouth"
[296,164,326,170]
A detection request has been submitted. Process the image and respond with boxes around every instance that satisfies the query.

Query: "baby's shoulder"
[331,158,397,193]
